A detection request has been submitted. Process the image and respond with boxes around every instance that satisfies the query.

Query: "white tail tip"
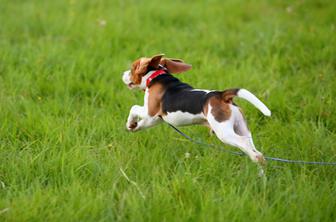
[264,109,271,117]
[237,89,271,117]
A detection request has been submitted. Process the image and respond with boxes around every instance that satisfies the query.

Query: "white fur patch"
[237,89,271,116]
[122,70,131,85]
[162,111,206,126]
[192,89,213,93]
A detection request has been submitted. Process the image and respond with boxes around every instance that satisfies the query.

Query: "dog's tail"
[222,88,271,116]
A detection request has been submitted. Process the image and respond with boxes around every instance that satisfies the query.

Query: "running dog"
[122,54,271,163]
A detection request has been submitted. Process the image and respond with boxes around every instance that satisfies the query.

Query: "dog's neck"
[146,70,167,87]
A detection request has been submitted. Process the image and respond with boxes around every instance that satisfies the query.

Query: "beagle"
[122,54,271,164]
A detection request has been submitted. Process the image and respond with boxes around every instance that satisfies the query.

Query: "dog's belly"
[162,111,206,126]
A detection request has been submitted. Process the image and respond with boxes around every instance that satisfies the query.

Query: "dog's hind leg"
[207,104,265,163]
[234,108,265,164]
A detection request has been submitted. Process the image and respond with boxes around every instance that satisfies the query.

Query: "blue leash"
[168,123,336,166]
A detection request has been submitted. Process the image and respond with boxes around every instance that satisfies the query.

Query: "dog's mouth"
[127,83,134,89]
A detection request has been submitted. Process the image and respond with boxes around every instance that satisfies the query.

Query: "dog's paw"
[126,121,138,131]
[252,154,266,165]
[256,155,266,165]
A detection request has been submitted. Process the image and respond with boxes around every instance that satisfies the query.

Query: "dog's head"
[122,54,192,90]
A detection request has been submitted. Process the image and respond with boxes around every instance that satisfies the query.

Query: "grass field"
[1,0,336,221]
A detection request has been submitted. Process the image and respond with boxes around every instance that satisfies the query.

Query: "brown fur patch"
[159,58,192,74]
[130,55,164,85]
[203,101,209,116]
[209,97,232,122]
[130,58,151,84]
[222,88,239,103]
[147,83,165,117]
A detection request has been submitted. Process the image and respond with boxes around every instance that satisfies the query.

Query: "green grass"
[1,0,336,221]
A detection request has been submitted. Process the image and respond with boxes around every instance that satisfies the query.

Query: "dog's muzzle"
[122,70,134,88]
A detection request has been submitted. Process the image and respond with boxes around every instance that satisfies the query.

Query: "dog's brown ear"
[160,58,192,74]
[149,54,165,69]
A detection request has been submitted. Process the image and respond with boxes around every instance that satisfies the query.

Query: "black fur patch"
[151,74,221,114]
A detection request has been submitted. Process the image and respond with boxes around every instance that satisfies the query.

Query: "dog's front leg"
[131,116,162,132]
[126,105,162,131]
[126,105,146,131]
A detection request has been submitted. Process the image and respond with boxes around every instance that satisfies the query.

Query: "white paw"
[126,121,138,131]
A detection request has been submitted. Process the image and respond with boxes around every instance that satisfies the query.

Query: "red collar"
[146,70,167,87]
